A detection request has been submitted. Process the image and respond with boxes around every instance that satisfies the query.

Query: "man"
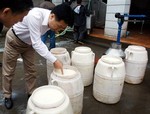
[2,3,74,109]
[0,0,33,66]
[73,0,87,44]
[0,0,33,28]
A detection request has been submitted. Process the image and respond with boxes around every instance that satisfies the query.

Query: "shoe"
[4,98,13,109]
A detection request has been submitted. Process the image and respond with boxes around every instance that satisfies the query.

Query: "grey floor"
[0,31,150,114]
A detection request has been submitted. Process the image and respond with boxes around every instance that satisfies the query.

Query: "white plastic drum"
[93,55,125,104]
[49,66,84,114]
[47,47,71,80]
[124,45,148,84]
[26,85,73,114]
[71,46,95,86]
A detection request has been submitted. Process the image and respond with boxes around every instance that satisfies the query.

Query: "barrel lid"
[50,47,67,54]
[75,46,91,53]
[31,86,65,109]
[127,45,146,51]
[101,55,122,64]
[54,68,77,79]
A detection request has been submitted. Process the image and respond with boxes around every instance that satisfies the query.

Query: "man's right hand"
[53,60,63,74]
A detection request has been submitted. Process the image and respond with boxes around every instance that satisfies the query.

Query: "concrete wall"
[104,0,131,38]
[32,0,89,8]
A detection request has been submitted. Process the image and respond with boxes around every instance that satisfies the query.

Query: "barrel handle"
[111,67,116,77]
[51,79,58,86]
[126,52,132,60]
[71,51,74,65]
[47,74,51,82]
[92,53,95,60]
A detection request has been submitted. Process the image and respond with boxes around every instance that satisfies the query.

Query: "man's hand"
[53,60,63,74]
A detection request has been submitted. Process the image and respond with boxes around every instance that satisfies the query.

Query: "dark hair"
[51,3,74,27]
[0,0,33,13]
[77,0,82,4]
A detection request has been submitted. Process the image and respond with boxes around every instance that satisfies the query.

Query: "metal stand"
[105,13,146,59]
[105,42,125,59]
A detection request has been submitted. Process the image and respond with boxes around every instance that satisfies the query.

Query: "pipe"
[115,13,146,18]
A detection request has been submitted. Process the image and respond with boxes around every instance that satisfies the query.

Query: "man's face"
[0,8,29,27]
[48,13,68,32]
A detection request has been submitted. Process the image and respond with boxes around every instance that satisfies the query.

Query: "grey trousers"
[2,28,37,98]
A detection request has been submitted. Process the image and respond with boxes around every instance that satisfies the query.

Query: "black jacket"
[73,5,86,26]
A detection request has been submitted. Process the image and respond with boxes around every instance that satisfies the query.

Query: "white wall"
[104,0,131,38]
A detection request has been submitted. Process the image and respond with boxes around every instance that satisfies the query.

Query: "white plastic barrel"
[47,47,71,80]
[49,66,84,114]
[26,85,73,114]
[71,46,95,86]
[124,45,148,84]
[93,55,125,104]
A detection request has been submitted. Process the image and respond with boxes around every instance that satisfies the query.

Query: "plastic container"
[93,55,125,104]
[49,66,84,114]
[47,47,71,80]
[124,45,148,84]
[71,46,95,86]
[26,85,73,114]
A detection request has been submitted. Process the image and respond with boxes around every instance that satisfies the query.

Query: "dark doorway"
[128,0,150,35]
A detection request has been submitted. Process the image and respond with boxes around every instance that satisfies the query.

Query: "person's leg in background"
[73,25,79,43]
[49,30,56,49]
[41,31,48,44]
[41,30,56,50]
[78,25,86,42]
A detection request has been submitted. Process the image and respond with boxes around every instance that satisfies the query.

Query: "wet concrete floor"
[0,31,150,114]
